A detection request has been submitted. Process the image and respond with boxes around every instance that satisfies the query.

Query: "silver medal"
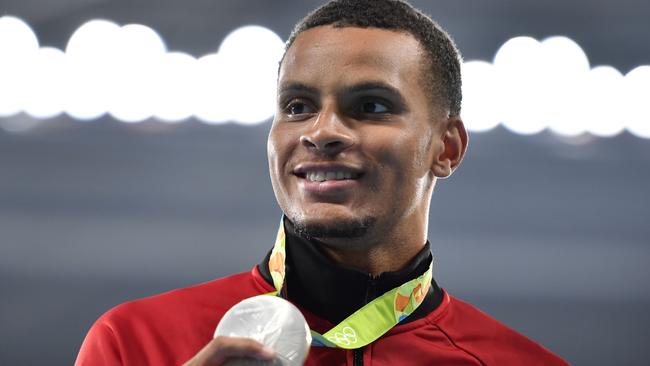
[214,295,311,366]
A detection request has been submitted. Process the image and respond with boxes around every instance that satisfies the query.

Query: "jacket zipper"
[353,348,364,366]
[353,274,376,365]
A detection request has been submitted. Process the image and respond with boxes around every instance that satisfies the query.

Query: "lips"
[293,163,364,195]
[293,164,363,181]
[303,170,362,181]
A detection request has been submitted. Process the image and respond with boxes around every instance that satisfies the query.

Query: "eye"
[284,100,315,116]
[360,101,389,114]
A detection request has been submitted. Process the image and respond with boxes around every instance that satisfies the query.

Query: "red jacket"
[76,266,568,365]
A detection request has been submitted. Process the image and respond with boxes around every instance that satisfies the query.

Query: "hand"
[182,336,276,366]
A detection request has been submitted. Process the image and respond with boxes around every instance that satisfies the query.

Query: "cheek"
[413,130,435,171]
[374,130,427,181]
[267,130,291,213]
[267,127,286,185]
[268,124,299,186]
[267,132,278,174]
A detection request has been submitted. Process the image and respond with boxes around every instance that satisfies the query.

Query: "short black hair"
[283,0,463,116]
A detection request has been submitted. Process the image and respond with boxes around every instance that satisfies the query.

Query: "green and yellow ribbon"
[266,218,433,349]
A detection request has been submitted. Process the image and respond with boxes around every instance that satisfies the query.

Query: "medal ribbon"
[266,218,433,349]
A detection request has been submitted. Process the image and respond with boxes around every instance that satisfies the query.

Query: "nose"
[300,105,355,156]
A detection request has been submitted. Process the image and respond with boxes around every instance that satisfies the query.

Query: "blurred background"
[1,0,649,364]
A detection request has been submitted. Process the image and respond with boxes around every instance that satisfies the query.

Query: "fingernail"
[261,346,275,358]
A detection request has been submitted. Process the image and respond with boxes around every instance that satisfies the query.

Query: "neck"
[312,216,429,277]
[317,237,424,277]
[258,219,442,324]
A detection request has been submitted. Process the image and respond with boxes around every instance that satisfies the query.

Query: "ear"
[431,116,468,178]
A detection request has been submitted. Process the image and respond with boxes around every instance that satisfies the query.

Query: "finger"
[210,336,275,361]
[197,336,275,365]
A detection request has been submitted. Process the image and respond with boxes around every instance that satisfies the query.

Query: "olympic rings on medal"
[326,326,358,346]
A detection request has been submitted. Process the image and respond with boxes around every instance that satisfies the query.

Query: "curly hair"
[283,0,463,116]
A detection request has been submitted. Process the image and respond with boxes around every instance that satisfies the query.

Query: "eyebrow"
[340,81,408,112]
[340,81,402,97]
[277,81,408,111]
[338,81,404,99]
[278,82,320,97]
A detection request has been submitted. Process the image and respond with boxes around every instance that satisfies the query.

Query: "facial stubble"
[290,214,377,242]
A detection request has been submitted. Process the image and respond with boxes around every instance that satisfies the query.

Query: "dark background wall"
[1,1,649,365]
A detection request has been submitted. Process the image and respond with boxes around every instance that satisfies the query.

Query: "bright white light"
[541,36,590,137]
[119,24,166,56]
[542,36,590,71]
[0,18,285,125]
[624,66,650,138]
[152,52,198,122]
[584,66,625,137]
[461,61,500,132]
[108,24,167,122]
[492,36,593,137]
[0,16,39,117]
[23,47,67,119]
[481,34,649,139]
[193,54,230,124]
[65,19,121,58]
[211,25,285,124]
[64,19,121,120]
[217,25,285,63]
[493,36,548,135]
[0,16,39,53]
[2,14,650,139]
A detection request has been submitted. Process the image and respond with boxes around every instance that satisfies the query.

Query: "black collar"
[258,219,443,325]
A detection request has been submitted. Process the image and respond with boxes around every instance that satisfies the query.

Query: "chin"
[287,207,377,241]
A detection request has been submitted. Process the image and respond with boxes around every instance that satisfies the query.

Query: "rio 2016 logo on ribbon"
[326,326,358,346]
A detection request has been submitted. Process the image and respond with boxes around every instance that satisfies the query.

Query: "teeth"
[305,171,355,182]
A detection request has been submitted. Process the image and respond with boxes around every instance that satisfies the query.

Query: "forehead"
[279,26,424,92]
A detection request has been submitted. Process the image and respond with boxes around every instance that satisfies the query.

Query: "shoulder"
[110,268,271,319]
[76,267,274,365]
[98,269,269,330]
[428,292,569,366]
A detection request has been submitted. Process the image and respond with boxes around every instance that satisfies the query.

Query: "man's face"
[268,26,448,243]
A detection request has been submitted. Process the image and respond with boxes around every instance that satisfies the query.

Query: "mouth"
[297,170,363,182]
[293,164,364,182]
[293,163,364,196]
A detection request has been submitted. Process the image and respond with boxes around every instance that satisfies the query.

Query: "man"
[76,0,569,365]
